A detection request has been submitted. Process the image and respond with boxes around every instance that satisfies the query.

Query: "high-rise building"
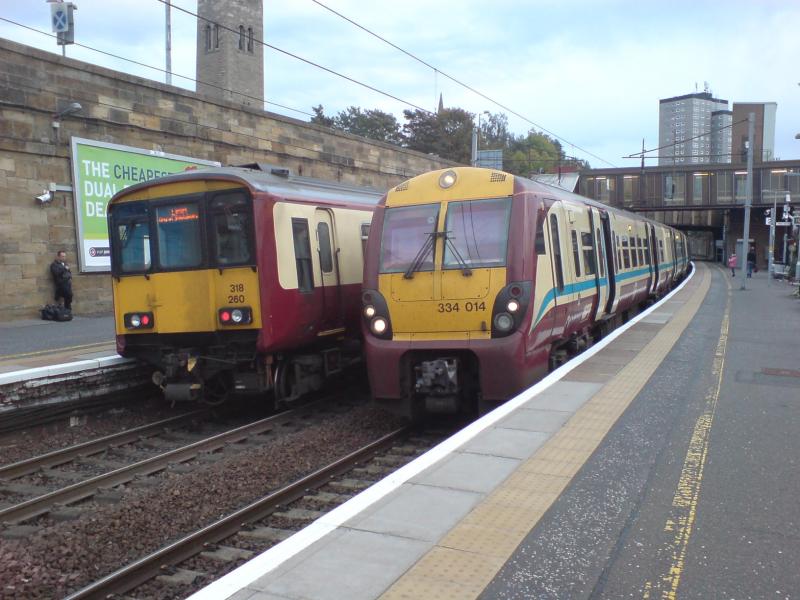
[196,0,264,108]
[658,92,730,166]
[731,102,777,162]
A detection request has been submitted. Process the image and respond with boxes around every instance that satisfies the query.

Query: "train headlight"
[493,312,514,332]
[218,306,252,325]
[438,169,457,189]
[124,312,155,330]
[371,317,388,335]
[364,305,376,318]
[506,299,520,313]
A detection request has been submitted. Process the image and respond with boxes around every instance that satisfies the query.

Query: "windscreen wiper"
[403,231,437,279]
[443,231,473,277]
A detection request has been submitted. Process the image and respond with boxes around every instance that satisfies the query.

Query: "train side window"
[571,230,582,277]
[595,228,605,278]
[622,238,631,269]
[292,218,314,292]
[658,239,665,263]
[581,231,596,276]
[637,237,644,266]
[360,222,370,256]
[317,222,333,273]
[616,234,622,270]
[644,237,651,265]
[535,209,547,254]
[630,237,639,267]
[549,214,564,292]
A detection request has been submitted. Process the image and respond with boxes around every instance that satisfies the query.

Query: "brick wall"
[0,38,453,321]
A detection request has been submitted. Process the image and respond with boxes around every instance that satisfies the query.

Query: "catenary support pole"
[741,112,754,290]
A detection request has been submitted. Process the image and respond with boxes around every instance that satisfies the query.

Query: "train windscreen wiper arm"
[443,232,473,277]
[403,231,437,279]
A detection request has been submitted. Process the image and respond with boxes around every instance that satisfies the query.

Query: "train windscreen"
[209,191,254,266]
[443,197,511,268]
[112,201,151,273]
[155,203,203,269]
[379,204,439,273]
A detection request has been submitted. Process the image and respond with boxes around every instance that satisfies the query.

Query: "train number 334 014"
[437,301,486,313]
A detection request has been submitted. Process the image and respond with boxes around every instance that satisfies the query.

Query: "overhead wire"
[153,0,433,114]
[624,119,747,158]
[0,17,314,118]
[308,0,617,168]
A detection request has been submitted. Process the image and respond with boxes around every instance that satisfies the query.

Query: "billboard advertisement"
[69,137,220,272]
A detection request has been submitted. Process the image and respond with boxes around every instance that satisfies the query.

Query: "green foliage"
[309,104,592,171]
[334,106,403,145]
[402,107,475,164]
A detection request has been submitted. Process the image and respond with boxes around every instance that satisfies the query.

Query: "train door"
[649,224,660,295]
[599,212,618,315]
[314,208,341,331]
[546,201,568,338]
[588,208,609,321]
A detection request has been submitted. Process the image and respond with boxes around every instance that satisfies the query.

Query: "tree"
[310,105,335,128]
[402,107,475,164]
[334,107,403,144]
[479,112,511,150]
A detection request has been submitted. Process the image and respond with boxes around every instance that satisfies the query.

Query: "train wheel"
[274,360,297,406]
[201,373,231,406]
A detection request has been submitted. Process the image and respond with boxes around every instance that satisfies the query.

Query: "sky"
[2,0,799,169]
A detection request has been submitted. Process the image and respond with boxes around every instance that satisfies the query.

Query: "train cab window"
[644,237,651,265]
[292,218,314,292]
[596,228,605,278]
[112,202,151,273]
[549,214,564,292]
[444,197,512,269]
[571,230,582,277]
[317,222,333,273]
[209,192,253,266]
[379,204,438,273]
[155,203,202,269]
[581,232,596,276]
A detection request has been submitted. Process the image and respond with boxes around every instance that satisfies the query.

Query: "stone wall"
[0,38,453,321]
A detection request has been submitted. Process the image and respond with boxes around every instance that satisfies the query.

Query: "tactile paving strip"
[380,265,711,600]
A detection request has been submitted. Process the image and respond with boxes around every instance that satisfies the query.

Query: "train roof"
[109,163,384,207]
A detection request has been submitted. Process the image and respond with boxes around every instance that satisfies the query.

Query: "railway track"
[0,399,352,527]
[63,426,437,600]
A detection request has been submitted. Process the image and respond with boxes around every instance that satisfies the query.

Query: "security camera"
[36,190,53,204]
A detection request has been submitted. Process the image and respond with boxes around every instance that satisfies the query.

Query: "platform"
[190,262,800,600]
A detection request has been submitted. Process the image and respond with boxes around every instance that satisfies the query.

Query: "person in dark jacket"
[50,250,73,310]
[746,246,756,278]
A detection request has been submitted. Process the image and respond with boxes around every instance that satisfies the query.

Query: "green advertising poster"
[70,137,220,272]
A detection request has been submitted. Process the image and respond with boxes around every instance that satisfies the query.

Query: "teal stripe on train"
[532,260,679,327]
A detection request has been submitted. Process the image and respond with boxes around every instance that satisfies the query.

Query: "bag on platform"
[41,304,72,321]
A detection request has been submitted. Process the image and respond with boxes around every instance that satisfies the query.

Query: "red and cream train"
[361,167,689,418]
[108,164,380,405]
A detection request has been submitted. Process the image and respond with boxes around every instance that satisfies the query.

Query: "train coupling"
[414,358,460,413]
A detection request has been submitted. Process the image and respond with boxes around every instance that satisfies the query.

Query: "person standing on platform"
[727,253,737,277]
[50,250,73,311]
[747,246,756,278]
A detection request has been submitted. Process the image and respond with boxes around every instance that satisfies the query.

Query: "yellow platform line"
[379,265,712,600]
[0,340,114,361]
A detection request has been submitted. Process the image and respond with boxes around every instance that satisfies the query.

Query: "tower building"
[658,91,730,166]
[196,0,264,108]
[731,102,777,163]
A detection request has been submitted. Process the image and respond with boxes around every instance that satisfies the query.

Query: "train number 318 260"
[437,301,486,313]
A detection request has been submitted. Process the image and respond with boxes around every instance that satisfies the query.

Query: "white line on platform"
[189,265,697,600]
[0,355,132,387]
